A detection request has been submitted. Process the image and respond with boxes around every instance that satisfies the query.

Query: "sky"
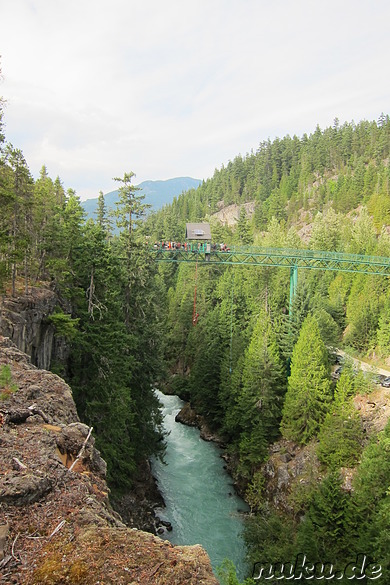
[1,0,389,201]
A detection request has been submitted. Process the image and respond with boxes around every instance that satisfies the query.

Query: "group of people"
[153,241,191,250]
[153,241,231,252]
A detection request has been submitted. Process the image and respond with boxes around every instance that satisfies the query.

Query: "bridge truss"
[151,245,390,313]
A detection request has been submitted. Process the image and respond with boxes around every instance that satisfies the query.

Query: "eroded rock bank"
[175,402,225,444]
[0,338,218,585]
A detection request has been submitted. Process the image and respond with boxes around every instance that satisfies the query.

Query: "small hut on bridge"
[185,223,211,241]
[185,223,212,257]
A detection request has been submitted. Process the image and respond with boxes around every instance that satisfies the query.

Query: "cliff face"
[0,287,68,371]
[0,337,218,585]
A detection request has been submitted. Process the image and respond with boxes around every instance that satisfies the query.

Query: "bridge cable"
[192,258,199,325]
[229,268,235,374]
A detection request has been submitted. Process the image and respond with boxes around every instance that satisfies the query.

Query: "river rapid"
[151,390,249,580]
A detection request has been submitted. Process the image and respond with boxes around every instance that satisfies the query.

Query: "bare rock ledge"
[0,337,218,585]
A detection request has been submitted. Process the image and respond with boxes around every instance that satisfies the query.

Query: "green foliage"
[344,274,383,352]
[243,505,296,571]
[216,559,254,585]
[350,422,390,526]
[113,171,150,242]
[313,307,341,348]
[310,207,344,251]
[188,306,225,425]
[281,314,332,443]
[143,115,390,580]
[296,471,350,560]
[235,208,253,245]
[0,119,165,490]
[0,364,18,400]
[345,421,390,580]
[317,367,364,468]
[1,101,390,580]
[47,310,80,341]
[348,206,377,255]
[376,299,390,355]
[234,312,286,477]
[67,232,165,490]
[245,470,265,511]
[367,497,390,583]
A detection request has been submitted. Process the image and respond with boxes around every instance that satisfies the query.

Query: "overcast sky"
[1,0,389,200]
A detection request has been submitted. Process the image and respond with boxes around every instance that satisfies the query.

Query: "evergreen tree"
[296,471,350,562]
[317,365,363,468]
[310,208,344,251]
[188,306,224,425]
[376,298,390,355]
[234,312,286,475]
[113,171,150,243]
[32,165,57,280]
[236,207,253,245]
[280,314,332,443]
[53,176,66,206]
[68,220,164,489]
[96,189,112,235]
[2,145,34,294]
[344,274,382,352]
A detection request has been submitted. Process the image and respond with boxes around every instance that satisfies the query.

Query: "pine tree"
[113,171,150,244]
[280,313,332,443]
[235,312,286,473]
[53,176,66,206]
[2,145,34,294]
[68,220,164,489]
[236,207,252,245]
[96,190,112,235]
[317,366,363,468]
[296,471,350,561]
[32,165,57,280]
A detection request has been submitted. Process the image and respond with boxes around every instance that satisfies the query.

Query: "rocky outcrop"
[211,201,255,228]
[353,387,390,436]
[261,440,321,512]
[0,337,218,585]
[111,459,166,534]
[0,287,67,371]
[175,402,224,443]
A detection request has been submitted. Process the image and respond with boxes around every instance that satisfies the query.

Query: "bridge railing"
[151,242,390,267]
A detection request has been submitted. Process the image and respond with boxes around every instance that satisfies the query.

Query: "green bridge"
[151,244,390,313]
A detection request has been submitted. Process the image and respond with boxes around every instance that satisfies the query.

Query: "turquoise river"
[151,390,250,580]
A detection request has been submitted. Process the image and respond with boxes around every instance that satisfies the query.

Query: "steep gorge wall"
[0,287,67,371]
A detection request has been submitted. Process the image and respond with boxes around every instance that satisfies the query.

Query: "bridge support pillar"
[289,266,298,316]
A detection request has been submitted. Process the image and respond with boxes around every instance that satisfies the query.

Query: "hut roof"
[185,223,212,240]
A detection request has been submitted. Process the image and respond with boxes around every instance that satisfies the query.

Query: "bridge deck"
[151,245,390,276]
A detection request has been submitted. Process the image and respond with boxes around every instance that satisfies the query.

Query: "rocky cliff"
[0,337,218,585]
[0,286,68,371]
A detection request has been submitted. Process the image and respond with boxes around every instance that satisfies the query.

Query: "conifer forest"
[1,82,390,582]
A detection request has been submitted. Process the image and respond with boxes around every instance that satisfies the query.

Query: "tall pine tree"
[280,313,332,443]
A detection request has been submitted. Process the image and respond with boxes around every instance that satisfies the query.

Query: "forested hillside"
[144,116,390,583]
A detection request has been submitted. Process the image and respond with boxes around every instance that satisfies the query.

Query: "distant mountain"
[82,177,202,221]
